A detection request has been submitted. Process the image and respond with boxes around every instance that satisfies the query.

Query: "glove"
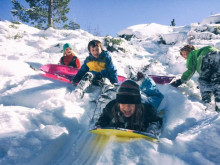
[71,75,81,84]
[170,79,182,87]
[137,72,144,81]
[94,125,101,129]
[90,71,102,80]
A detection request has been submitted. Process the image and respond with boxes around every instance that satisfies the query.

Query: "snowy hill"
[0,18,220,165]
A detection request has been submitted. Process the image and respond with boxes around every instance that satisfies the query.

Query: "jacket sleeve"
[100,52,118,84]
[144,104,163,129]
[181,52,196,83]
[140,77,164,110]
[74,58,89,80]
[59,57,64,65]
[95,100,115,127]
[75,57,81,69]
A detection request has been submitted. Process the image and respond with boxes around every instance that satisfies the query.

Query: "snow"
[0,17,220,165]
[118,23,172,39]
[201,14,220,25]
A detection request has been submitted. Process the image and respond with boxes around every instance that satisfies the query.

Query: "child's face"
[65,47,72,56]
[89,46,102,58]
[180,51,189,59]
[119,104,135,118]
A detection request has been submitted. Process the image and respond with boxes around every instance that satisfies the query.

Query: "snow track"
[51,128,111,165]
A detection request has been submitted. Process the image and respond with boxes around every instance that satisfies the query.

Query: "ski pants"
[198,52,220,112]
[140,77,164,110]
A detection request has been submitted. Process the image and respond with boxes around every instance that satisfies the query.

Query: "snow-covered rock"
[201,14,220,24]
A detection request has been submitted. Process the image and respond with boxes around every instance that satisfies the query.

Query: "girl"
[59,43,81,69]
[95,80,163,133]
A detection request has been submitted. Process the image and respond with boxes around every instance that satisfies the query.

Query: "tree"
[170,19,176,26]
[63,20,80,30]
[86,24,101,36]
[11,0,70,29]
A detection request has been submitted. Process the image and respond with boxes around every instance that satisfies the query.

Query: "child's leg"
[124,65,144,81]
[95,78,118,115]
[140,77,164,110]
[211,52,220,112]
[213,84,220,112]
[75,72,94,96]
[200,90,212,103]
[199,54,213,103]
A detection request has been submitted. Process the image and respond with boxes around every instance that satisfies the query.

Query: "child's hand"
[95,125,101,129]
[170,79,182,87]
[90,71,102,80]
[72,76,81,84]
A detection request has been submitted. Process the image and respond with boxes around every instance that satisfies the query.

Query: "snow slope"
[0,18,220,165]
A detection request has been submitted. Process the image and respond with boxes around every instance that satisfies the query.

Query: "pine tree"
[170,19,176,26]
[11,0,70,29]
[63,20,80,30]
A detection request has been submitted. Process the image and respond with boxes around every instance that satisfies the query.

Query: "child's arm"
[59,57,64,65]
[75,57,81,69]
[72,59,89,83]
[100,52,118,83]
[181,52,197,83]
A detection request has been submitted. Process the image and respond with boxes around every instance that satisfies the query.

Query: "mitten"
[170,79,182,87]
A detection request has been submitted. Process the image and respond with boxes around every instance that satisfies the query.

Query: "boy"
[171,45,220,112]
[72,40,118,95]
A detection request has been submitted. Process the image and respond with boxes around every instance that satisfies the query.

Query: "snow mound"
[201,14,220,24]
[118,23,173,39]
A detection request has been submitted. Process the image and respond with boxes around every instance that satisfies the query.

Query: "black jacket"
[95,99,162,132]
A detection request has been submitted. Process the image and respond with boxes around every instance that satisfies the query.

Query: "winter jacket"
[181,46,219,83]
[74,51,118,84]
[140,77,164,110]
[59,55,81,69]
[95,99,162,132]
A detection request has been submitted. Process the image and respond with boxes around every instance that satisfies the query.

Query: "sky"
[0,0,220,36]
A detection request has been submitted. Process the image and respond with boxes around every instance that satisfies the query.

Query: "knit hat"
[63,43,74,52]
[116,80,141,104]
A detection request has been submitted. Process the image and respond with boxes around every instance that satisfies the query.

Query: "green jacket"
[181,46,219,83]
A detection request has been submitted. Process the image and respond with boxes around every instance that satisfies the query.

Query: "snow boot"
[124,65,144,81]
[75,72,94,98]
[215,102,220,113]
[204,102,213,111]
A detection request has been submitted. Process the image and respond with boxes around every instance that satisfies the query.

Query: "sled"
[39,64,126,84]
[32,64,174,85]
[89,127,158,143]
[148,75,175,84]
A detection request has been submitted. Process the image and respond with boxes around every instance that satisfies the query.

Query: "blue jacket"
[140,77,164,110]
[75,51,118,84]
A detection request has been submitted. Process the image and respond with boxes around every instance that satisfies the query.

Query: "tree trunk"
[48,0,53,27]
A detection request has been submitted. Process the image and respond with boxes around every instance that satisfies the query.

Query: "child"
[72,40,118,95]
[171,45,220,112]
[59,43,81,69]
[92,65,164,121]
[95,80,162,135]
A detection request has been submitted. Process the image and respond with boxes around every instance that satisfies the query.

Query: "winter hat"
[116,80,141,104]
[63,43,74,52]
